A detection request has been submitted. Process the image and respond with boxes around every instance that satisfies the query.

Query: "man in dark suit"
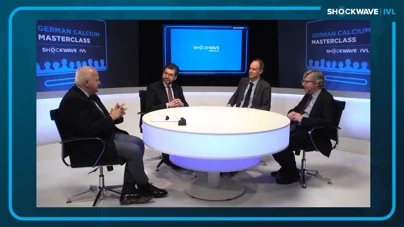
[227,58,271,111]
[271,69,336,184]
[58,66,168,205]
[145,63,189,169]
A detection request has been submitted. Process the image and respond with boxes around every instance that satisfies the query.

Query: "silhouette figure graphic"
[37,58,108,76]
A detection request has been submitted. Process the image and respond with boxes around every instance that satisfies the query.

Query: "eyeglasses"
[301,80,314,84]
[163,71,175,77]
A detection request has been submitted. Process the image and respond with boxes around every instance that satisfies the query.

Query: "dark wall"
[99,20,139,89]
[138,20,279,87]
[277,20,310,89]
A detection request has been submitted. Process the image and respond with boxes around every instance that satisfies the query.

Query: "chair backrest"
[50,108,63,139]
[139,90,146,113]
[330,100,346,142]
[139,90,147,133]
[50,108,69,159]
[50,107,124,168]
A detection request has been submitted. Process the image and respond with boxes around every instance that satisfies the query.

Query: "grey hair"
[74,66,95,86]
[303,69,324,88]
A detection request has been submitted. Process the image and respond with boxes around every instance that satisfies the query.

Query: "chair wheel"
[302,185,306,189]
[328,182,332,185]
[66,200,72,204]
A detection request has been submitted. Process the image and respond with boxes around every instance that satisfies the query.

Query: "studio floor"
[37,143,370,207]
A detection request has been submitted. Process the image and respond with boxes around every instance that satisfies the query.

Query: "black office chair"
[138,90,165,171]
[50,108,125,207]
[298,100,346,188]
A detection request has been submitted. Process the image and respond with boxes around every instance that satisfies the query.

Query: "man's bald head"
[75,66,100,95]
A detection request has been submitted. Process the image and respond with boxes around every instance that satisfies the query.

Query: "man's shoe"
[138,183,168,198]
[119,194,153,205]
[275,170,300,185]
[271,167,284,177]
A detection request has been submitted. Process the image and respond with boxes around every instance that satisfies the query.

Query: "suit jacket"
[227,77,272,111]
[145,80,189,113]
[289,89,336,157]
[57,85,128,166]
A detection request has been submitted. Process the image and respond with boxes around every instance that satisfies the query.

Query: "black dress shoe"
[119,194,153,205]
[275,170,300,185]
[271,167,284,177]
[138,183,168,198]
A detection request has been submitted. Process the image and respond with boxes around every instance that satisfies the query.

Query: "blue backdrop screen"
[163,25,249,75]
[36,20,107,91]
[306,20,371,92]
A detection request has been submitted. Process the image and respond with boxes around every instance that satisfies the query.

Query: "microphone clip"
[178,117,186,126]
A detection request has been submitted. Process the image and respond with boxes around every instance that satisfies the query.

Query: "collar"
[162,81,172,88]
[249,77,260,86]
[76,85,90,97]
[311,89,322,99]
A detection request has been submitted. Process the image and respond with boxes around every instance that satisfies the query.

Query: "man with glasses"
[145,63,189,169]
[271,69,336,184]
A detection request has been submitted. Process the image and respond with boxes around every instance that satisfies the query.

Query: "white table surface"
[142,106,290,134]
[142,106,290,160]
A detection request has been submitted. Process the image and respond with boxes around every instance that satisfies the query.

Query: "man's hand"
[173,98,182,107]
[292,113,303,123]
[287,111,297,120]
[167,99,177,108]
[288,111,303,123]
[116,103,127,115]
[109,103,127,120]
[168,99,182,108]
[109,108,122,120]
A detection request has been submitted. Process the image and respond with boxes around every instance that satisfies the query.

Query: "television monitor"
[163,25,249,75]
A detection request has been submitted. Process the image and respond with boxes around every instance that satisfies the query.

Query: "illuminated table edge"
[142,121,291,135]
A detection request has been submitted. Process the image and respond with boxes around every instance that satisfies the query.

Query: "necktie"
[300,95,313,114]
[242,82,254,108]
[166,86,174,102]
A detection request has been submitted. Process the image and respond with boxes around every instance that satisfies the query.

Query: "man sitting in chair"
[271,69,336,184]
[58,66,168,205]
[145,63,189,169]
[227,58,271,111]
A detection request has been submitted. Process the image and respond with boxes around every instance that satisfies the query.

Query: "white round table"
[142,106,290,201]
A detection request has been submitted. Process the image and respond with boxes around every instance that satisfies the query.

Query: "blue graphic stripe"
[8,6,395,221]
[44,77,75,87]
[324,75,368,85]
[11,6,321,14]
[37,43,103,48]
[391,21,396,219]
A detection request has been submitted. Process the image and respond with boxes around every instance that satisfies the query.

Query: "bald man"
[58,66,168,205]
[227,58,271,110]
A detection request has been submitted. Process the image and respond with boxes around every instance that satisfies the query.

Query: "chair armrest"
[61,137,104,144]
[309,125,340,133]
[60,137,105,168]
[309,126,341,150]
